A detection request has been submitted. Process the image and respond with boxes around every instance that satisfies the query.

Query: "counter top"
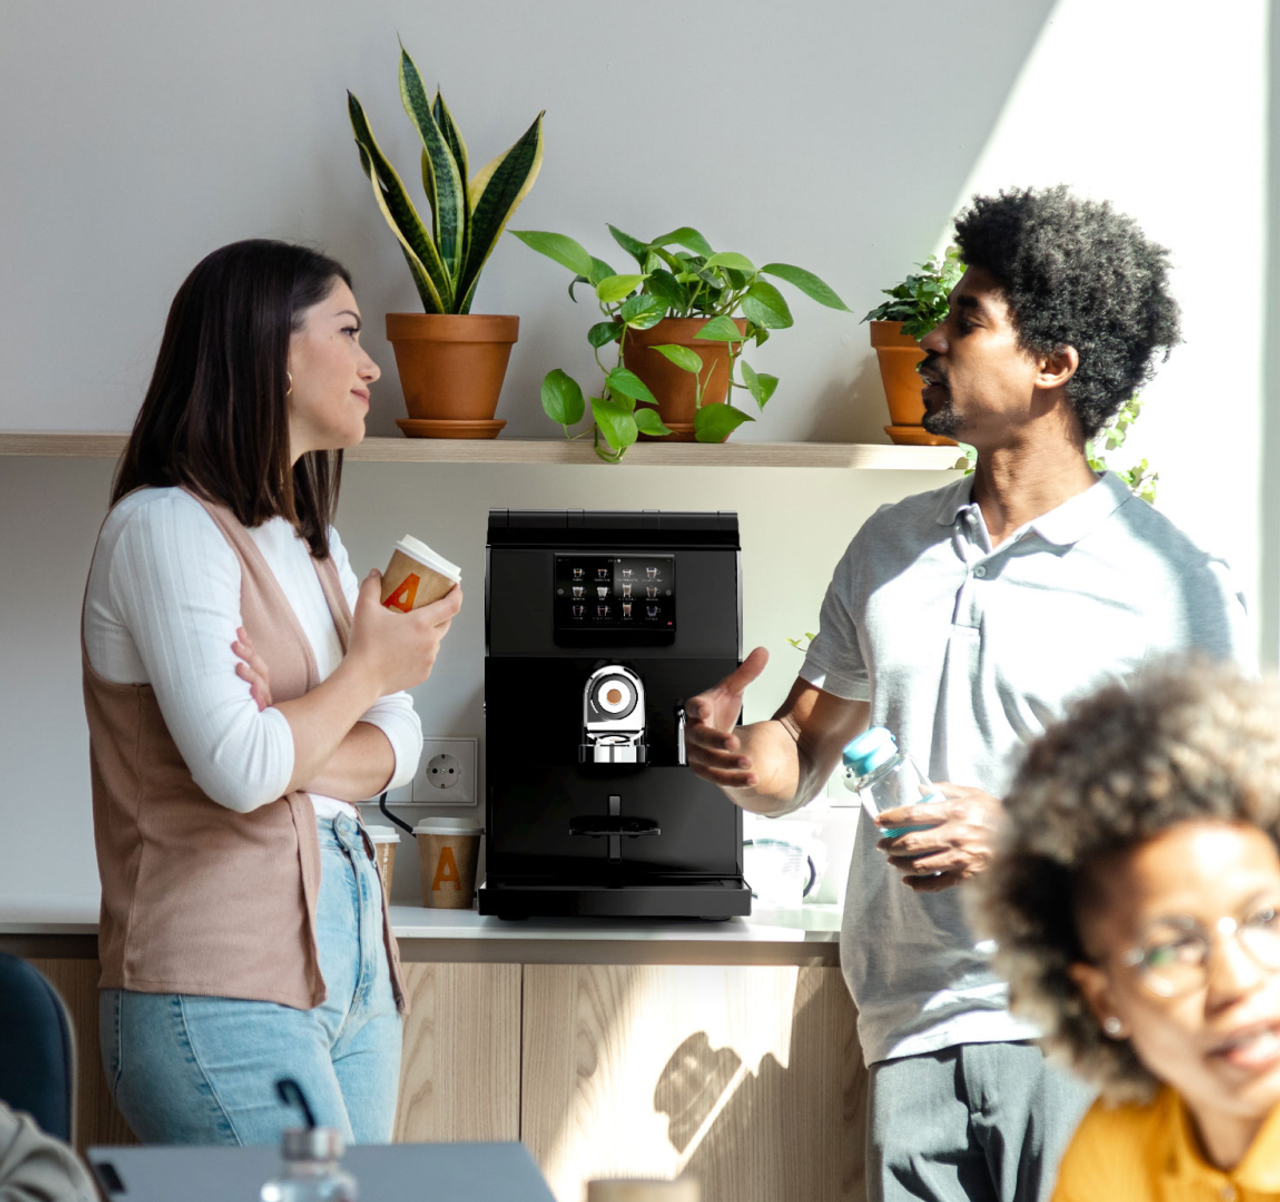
[0,895,843,967]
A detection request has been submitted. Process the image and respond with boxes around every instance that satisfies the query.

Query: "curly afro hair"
[953,186,1181,439]
[969,657,1280,1103]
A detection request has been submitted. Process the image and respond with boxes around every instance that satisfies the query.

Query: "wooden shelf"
[0,431,966,470]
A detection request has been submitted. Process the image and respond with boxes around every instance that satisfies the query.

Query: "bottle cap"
[841,726,898,779]
[281,1127,345,1161]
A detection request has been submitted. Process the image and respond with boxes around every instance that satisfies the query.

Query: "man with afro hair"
[683,186,1253,1202]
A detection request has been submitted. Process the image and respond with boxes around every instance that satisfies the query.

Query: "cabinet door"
[395,961,522,1142]
[521,964,867,1202]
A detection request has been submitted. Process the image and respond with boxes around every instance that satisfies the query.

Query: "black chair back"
[0,953,75,1141]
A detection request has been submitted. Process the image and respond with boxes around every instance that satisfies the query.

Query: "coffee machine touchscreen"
[554,555,675,637]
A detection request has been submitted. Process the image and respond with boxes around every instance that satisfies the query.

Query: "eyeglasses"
[1120,902,1280,998]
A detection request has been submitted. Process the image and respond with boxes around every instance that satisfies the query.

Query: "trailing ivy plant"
[1087,396,1158,503]
[863,246,964,339]
[511,224,850,462]
[348,43,544,314]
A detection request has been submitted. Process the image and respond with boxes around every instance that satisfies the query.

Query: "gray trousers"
[866,1042,1094,1202]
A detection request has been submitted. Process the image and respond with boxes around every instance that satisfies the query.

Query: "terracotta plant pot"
[385,314,519,436]
[622,316,748,442]
[869,320,956,446]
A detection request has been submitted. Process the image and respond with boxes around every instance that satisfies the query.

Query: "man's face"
[917,266,1045,445]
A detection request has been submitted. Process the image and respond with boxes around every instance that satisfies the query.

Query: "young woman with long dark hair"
[82,239,462,1144]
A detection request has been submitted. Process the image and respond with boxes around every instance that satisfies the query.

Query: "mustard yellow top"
[1054,1086,1280,1202]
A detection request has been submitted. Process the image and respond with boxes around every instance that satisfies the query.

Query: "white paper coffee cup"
[381,534,461,613]
[363,824,401,893]
[413,818,483,910]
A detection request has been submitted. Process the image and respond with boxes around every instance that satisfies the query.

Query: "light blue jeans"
[100,813,402,1145]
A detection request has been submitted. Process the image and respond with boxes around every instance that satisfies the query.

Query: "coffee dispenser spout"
[581,665,648,765]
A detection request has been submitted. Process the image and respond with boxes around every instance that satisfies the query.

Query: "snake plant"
[348,45,544,314]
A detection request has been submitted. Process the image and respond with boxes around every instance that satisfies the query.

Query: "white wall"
[1,0,1271,903]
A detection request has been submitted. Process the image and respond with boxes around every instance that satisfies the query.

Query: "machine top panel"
[488,509,739,548]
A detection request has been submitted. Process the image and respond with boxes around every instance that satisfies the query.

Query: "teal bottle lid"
[842,726,898,778]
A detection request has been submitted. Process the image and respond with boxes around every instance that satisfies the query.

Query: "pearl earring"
[1103,1016,1123,1037]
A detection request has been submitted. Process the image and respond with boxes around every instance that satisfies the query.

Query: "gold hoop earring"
[285,370,293,397]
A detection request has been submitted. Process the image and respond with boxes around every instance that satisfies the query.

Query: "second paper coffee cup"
[381,534,461,613]
[364,824,401,896]
[414,818,482,910]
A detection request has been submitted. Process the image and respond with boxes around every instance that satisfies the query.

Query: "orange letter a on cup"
[384,573,420,613]
[432,846,460,892]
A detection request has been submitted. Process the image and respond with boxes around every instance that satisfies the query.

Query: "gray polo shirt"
[800,471,1253,1065]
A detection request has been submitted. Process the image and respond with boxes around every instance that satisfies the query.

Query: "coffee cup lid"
[413,817,484,836]
[363,824,400,843]
[395,535,461,582]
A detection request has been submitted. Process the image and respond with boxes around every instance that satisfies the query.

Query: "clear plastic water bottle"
[842,726,945,838]
[259,1128,358,1202]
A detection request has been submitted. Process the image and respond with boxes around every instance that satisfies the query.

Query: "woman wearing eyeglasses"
[974,657,1280,1201]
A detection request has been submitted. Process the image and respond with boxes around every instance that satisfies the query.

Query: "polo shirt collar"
[1167,1089,1280,1192]
[934,471,1132,548]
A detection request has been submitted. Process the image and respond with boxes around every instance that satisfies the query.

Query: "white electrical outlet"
[411,737,478,806]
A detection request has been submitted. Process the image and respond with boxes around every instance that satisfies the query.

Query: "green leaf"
[596,274,647,304]
[694,404,754,442]
[399,46,465,285]
[541,369,585,427]
[650,226,715,257]
[741,362,779,410]
[740,280,794,329]
[620,294,666,330]
[608,224,650,267]
[432,90,471,273]
[456,109,545,311]
[633,407,672,437]
[644,269,689,312]
[605,366,658,407]
[510,229,594,277]
[643,251,666,275]
[704,251,756,274]
[348,92,450,312]
[587,321,622,349]
[588,256,618,288]
[592,395,639,451]
[695,316,746,342]
[432,91,469,184]
[649,344,702,373]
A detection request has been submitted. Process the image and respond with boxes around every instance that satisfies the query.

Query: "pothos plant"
[863,246,964,338]
[511,224,850,462]
[1087,396,1158,502]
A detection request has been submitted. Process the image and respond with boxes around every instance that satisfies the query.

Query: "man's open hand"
[875,783,1003,893]
[683,646,769,790]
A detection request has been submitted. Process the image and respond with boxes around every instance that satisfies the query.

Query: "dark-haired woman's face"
[1071,821,1280,1167]
[286,279,380,461]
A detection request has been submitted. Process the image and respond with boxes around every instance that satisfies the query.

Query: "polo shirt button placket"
[1220,1185,1237,1201]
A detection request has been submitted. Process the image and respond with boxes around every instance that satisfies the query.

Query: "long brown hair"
[112,239,354,558]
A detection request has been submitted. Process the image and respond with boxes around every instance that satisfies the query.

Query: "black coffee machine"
[479,509,751,920]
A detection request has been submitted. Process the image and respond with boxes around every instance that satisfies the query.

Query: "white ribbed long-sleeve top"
[83,488,422,818]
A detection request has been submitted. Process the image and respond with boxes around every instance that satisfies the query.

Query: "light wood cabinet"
[18,947,867,1202]
[521,965,866,1202]
[393,962,521,1143]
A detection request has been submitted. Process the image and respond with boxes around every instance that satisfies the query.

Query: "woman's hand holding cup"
[349,569,463,696]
